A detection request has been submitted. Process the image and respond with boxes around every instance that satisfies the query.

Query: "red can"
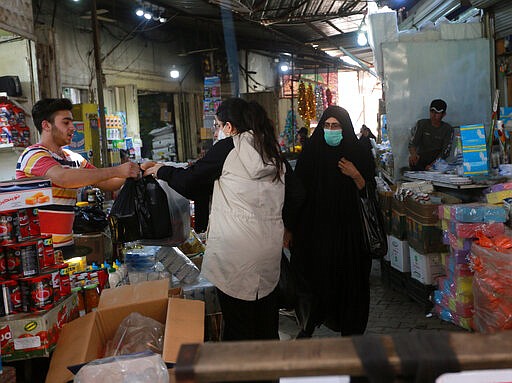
[27,208,40,237]
[17,209,30,241]
[37,235,55,269]
[0,247,6,275]
[0,210,17,245]
[0,279,21,315]
[42,267,61,302]
[5,241,40,277]
[19,274,54,312]
[57,263,71,297]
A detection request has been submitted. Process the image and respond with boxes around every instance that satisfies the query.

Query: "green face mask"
[324,129,343,146]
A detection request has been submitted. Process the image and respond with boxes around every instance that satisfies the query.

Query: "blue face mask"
[324,129,343,146]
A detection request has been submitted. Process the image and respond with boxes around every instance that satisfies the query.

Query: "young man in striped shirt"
[16,98,139,259]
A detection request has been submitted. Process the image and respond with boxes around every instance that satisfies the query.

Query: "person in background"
[408,99,453,170]
[291,105,375,338]
[359,124,377,155]
[141,98,285,341]
[119,149,130,164]
[16,98,139,259]
[297,127,309,148]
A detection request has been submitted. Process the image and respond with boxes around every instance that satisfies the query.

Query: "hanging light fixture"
[170,66,180,79]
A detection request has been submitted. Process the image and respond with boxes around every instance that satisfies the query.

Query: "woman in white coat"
[142,98,285,341]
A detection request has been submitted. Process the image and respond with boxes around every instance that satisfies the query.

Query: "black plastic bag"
[278,249,296,310]
[109,176,172,244]
[73,205,108,234]
[360,185,388,258]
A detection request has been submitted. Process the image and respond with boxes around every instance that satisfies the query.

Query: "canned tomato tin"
[27,208,40,237]
[19,274,54,312]
[57,263,71,297]
[42,267,61,302]
[0,210,17,245]
[5,241,39,277]
[17,209,31,241]
[0,279,21,315]
[37,235,55,269]
[0,247,6,275]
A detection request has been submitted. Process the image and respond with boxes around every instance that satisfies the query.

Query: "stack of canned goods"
[0,207,73,315]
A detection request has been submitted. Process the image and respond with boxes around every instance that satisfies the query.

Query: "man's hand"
[115,161,140,179]
[283,228,293,249]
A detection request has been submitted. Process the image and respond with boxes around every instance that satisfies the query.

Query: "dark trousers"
[217,287,279,341]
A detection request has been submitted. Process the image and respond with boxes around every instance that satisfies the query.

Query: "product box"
[0,294,78,361]
[389,235,410,272]
[384,235,392,261]
[459,124,488,176]
[46,278,205,383]
[0,178,53,212]
[409,248,445,285]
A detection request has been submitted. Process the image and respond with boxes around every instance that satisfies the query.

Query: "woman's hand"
[283,228,293,249]
[338,158,360,179]
[338,157,365,190]
[141,161,164,178]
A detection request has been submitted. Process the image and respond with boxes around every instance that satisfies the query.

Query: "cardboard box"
[409,248,445,285]
[389,236,410,272]
[0,294,78,361]
[46,279,205,383]
[384,235,392,261]
[0,178,53,212]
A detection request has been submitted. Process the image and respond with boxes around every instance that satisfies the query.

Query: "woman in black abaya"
[291,105,375,337]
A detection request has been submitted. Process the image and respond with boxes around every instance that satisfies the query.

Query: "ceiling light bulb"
[135,8,144,17]
[357,31,368,46]
[280,64,289,73]
[170,69,180,79]
[159,17,166,23]
[144,11,152,20]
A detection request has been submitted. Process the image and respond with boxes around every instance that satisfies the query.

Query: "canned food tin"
[42,267,61,302]
[0,247,6,275]
[37,235,55,269]
[57,263,71,297]
[0,279,21,315]
[17,209,30,241]
[19,274,54,312]
[5,241,39,277]
[27,208,40,237]
[0,211,17,245]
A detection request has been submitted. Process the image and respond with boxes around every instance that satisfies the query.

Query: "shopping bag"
[278,249,296,310]
[109,176,190,245]
[360,185,388,258]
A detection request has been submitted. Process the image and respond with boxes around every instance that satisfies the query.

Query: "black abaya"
[291,106,375,336]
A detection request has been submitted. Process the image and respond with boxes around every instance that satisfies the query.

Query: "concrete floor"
[278,259,465,340]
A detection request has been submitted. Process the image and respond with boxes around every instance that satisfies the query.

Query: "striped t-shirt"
[15,144,95,248]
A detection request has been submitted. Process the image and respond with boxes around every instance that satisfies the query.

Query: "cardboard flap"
[163,298,205,363]
[45,312,98,383]
[98,279,169,310]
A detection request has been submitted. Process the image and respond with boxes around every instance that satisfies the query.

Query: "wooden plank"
[175,332,512,382]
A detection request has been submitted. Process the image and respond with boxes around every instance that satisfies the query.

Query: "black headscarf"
[292,105,375,335]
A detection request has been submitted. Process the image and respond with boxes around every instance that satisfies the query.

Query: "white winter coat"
[201,131,285,301]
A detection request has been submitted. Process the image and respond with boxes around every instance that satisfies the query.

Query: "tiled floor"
[278,259,464,340]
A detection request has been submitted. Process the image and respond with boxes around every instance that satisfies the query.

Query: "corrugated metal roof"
[494,2,512,39]
[470,0,502,9]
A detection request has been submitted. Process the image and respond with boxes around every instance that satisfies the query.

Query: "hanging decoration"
[326,88,333,106]
[297,81,310,128]
[315,85,324,121]
[282,109,297,150]
[306,84,316,122]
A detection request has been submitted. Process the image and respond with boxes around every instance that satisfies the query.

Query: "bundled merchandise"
[0,100,29,147]
[122,243,199,285]
[470,236,512,333]
[433,203,507,330]
[0,179,78,361]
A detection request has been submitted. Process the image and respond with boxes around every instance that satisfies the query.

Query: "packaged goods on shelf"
[409,248,445,285]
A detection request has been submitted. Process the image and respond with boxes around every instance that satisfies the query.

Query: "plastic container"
[83,283,100,313]
[72,286,85,317]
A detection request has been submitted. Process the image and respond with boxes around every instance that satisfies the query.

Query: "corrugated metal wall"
[0,0,34,40]
[471,0,512,39]
[494,2,512,39]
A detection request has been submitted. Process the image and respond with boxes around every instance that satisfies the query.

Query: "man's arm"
[45,161,140,190]
[408,122,421,166]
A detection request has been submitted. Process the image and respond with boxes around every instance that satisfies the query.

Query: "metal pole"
[290,55,295,149]
[91,0,110,167]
